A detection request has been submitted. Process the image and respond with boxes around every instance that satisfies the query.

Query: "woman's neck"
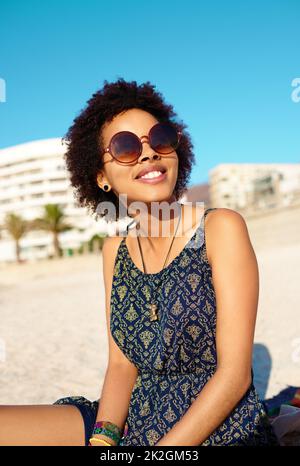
[127,197,183,245]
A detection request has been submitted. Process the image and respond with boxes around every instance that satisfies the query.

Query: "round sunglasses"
[102,122,182,164]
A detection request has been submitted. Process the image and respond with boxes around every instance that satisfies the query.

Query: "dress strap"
[199,207,218,229]
[204,207,218,217]
[193,207,218,252]
[186,207,217,251]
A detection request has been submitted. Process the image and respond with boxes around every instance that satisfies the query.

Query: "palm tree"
[88,233,106,252]
[30,204,73,258]
[4,213,29,263]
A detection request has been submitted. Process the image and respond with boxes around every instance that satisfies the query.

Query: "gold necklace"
[136,204,182,322]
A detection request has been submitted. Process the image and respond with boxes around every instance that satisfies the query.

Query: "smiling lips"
[135,170,167,184]
[135,163,167,179]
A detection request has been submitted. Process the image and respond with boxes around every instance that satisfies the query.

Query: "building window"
[30,180,43,185]
[52,191,66,196]
[49,178,65,183]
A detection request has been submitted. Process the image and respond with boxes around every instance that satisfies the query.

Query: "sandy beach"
[1,205,299,405]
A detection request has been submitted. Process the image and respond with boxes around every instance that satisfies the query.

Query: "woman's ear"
[96,172,105,189]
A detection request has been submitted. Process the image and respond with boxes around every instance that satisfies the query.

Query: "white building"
[209,163,300,212]
[0,138,126,263]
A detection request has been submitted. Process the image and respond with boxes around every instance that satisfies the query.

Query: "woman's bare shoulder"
[205,206,246,224]
[102,235,125,270]
[102,234,124,249]
[205,208,250,264]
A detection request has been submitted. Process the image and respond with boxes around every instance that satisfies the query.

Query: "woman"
[0,78,279,446]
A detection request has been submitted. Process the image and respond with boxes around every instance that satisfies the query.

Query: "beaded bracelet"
[92,427,119,443]
[89,437,113,446]
[92,421,121,435]
[93,420,129,437]
[92,420,128,444]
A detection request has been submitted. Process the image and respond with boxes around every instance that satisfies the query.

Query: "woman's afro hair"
[62,77,196,223]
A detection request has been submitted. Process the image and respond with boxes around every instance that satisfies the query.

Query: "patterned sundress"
[53,207,279,446]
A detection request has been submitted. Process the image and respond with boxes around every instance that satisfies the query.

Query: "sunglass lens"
[150,123,179,154]
[111,132,140,162]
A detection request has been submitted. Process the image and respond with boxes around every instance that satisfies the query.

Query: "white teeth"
[140,170,163,179]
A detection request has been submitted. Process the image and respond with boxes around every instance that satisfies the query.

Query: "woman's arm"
[93,364,137,446]
[92,237,138,446]
[155,208,259,446]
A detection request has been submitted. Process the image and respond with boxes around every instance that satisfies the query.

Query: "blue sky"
[0,0,299,185]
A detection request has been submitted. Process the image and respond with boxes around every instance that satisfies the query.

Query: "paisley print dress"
[53,207,279,446]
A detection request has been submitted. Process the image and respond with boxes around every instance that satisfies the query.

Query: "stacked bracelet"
[89,437,113,446]
[91,421,126,445]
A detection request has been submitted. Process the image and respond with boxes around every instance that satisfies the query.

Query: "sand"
[0,205,299,405]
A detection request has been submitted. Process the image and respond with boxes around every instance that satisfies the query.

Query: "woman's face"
[96,108,179,210]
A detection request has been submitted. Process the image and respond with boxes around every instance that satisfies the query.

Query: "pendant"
[149,303,159,321]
